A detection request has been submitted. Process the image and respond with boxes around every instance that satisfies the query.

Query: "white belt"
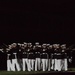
[36,52,40,53]
[13,53,17,54]
[29,53,33,54]
[7,54,10,55]
[43,53,47,54]
[57,54,61,55]
[23,53,26,54]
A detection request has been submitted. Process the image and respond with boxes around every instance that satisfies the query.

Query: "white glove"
[69,58,72,63]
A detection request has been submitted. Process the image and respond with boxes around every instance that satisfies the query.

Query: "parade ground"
[0,68,75,75]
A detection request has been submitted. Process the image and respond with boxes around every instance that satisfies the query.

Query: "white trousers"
[54,59,61,71]
[57,59,62,71]
[51,59,54,70]
[28,59,35,71]
[41,59,48,71]
[54,59,58,71]
[7,59,21,71]
[35,58,41,71]
[22,58,29,71]
[7,59,14,71]
[12,59,21,71]
[48,59,51,71]
[61,59,68,71]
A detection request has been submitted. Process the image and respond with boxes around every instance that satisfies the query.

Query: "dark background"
[0,1,75,44]
[0,0,75,70]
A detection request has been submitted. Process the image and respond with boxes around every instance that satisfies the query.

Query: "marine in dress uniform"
[27,43,35,71]
[63,44,73,71]
[47,44,53,71]
[17,43,23,70]
[21,43,29,71]
[33,42,41,71]
[41,44,48,71]
[11,43,21,71]
[50,45,55,71]
[61,44,68,71]
[6,45,14,71]
[53,44,62,71]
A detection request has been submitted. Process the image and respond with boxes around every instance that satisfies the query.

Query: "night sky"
[0,1,75,44]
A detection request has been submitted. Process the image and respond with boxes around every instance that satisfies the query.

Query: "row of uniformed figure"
[0,42,73,71]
